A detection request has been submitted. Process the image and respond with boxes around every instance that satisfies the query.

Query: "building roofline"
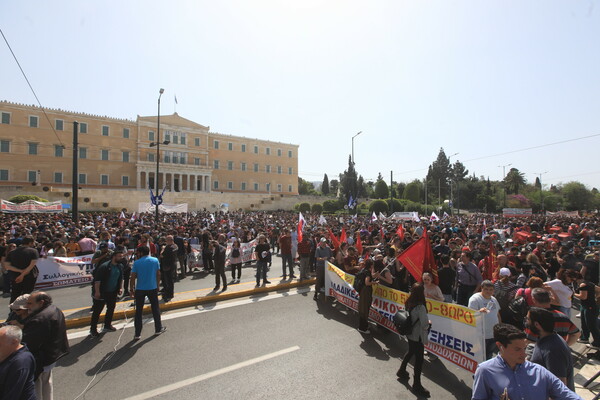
[0,100,135,123]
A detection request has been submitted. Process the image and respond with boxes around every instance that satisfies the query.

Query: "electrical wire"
[0,27,65,149]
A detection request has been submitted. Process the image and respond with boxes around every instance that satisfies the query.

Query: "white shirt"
[469,293,500,339]
[545,279,573,308]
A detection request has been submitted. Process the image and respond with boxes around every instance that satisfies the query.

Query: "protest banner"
[502,208,532,217]
[34,255,95,289]
[190,238,257,267]
[1,199,62,213]
[138,202,188,213]
[325,262,485,373]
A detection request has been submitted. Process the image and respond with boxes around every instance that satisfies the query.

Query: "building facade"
[0,101,299,195]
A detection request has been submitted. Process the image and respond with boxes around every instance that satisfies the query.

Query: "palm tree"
[504,168,526,194]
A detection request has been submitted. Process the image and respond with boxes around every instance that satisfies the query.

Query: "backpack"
[232,248,240,258]
[353,268,369,293]
[507,295,529,329]
[393,309,415,336]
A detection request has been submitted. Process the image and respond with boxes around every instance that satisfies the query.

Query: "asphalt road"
[55,288,473,400]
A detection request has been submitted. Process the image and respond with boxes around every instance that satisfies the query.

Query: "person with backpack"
[494,268,518,323]
[229,238,243,283]
[396,283,431,397]
[357,259,375,334]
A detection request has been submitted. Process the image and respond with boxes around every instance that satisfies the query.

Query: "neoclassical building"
[0,101,299,195]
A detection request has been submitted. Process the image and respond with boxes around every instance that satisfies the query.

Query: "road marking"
[67,287,311,340]
[122,346,301,400]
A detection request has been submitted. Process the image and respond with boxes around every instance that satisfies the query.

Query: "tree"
[330,180,339,196]
[562,181,593,211]
[321,174,330,195]
[396,182,406,199]
[357,175,368,198]
[450,160,469,182]
[504,168,526,194]
[374,175,389,199]
[403,180,421,202]
[298,177,316,195]
[339,155,358,203]
[426,148,452,201]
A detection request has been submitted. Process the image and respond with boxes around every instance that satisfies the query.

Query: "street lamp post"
[498,163,512,208]
[351,131,362,165]
[155,88,164,225]
[447,152,458,213]
[534,171,548,213]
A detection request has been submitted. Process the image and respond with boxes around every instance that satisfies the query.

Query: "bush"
[386,198,403,212]
[323,199,341,212]
[369,199,389,214]
[293,203,301,211]
[8,195,48,203]
[298,202,311,213]
[358,201,369,210]
[311,203,323,213]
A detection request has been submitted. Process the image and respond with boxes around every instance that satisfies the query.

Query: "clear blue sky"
[2,1,599,191]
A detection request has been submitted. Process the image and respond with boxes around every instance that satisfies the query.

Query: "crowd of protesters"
[1,209,600,398]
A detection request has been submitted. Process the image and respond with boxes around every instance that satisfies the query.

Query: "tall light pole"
[534,171,548,213]
[447,152,458,213]
[351,131,362,165]
[155,88,164,225]
[498,163,512,208]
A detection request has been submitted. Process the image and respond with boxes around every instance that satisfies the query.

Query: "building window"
[0,169,8,181]
[266,165,271,173]
[241,162,246,172]
[213,180,219,190]
[54,172,63,183]
[101,175,109,185]
[254,145,258,154]
[214,140,219,149]
[288,185,293,192]
[0,140,9,153]
[79,147,87,159]
[194,137,200,146]
[28,171,37,183]
[148,153,155,162]
[54,145,63,157]
[228,142,233,151]
[173,134,178,144]
[277,184,282,192]
[227,161,233,171]
[55,119,64,131]
[254,183,259,191]
[122,151,130,162]
[79,122,87,133]
[180,134,186,145]
[241,144,246,152]
[266,147,271,155]
[288,150,293,158]
[277,166,282,174]
[241,182,246,190]
[1,112,10,124]
[164,152,170,163]
[194,157,200,165]
[101,149,109,161]
[173,152,179,164]
[122,176,129,186]
[214,160,219,169]
[102,125,109,136]
[288,167,293,175]
[78,174,87,184]
[277,149,282,157]
[254,163,259,172]
[28,143,38,155]
[123,128,130,138]
[149,131,155,141]
[29,116,38,128]
[227,181,233,190]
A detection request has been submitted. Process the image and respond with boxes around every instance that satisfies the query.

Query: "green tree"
[330,180,339,196]
[374,176,389,199]
[357,175,368,198]
[298,177,316,195]
[311,203,323,213]
[321,174,330,195]
[504,168,526,194]
[369,199,389,213]
[339,156,358,202]
[396,182,406,199]
[403,180,421,202]
[8,195,48,203]
[426,148,452,201]
[298,202,311,213]
[562,181,593,210]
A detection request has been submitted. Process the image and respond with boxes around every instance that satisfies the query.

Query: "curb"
[65,278,316,329]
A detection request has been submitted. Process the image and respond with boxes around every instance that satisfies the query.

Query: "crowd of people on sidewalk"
[0,209,599,399]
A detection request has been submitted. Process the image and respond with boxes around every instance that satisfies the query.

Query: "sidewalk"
[63,277,317,329]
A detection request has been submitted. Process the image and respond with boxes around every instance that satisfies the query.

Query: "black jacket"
[22,304,70,377]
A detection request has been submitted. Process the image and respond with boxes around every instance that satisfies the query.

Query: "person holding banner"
[357,259,375,334]
[4,237,39,303]
[397,283,431,397]
[456,251,483,306]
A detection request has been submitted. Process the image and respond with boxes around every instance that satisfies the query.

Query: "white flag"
[430,212,439,221]
[119,211,126,219]
[378,212,386,221]
[319,215,327,225]
[371,212,378,222]
[442,212,450,220]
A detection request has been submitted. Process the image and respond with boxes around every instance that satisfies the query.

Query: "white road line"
[122,346,301,400]
[67,287,311,340]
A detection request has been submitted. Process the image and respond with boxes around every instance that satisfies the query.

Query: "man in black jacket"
[212,235,227,292]
[23,292,69,400]
[89,248,124,337]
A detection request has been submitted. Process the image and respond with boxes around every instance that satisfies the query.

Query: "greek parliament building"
[0,101,300,210]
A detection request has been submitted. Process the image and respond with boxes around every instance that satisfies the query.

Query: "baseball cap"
[10,294,30,310]
[99,242,109,250]
[499,267,511,277]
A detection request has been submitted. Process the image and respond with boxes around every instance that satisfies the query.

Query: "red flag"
[328,228,340,250]
[397,230,438,284]
[380,227,385,243]
[489,241,500,281]
[396,224,405,241]
[297,212,305,243]
[355,233,363,255]
[340,227,347,244]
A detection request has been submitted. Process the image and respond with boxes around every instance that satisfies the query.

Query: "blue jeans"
[134,289,162,337]
[256,260,268,285]
[281,254,294,277]
[558,305,571,318]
